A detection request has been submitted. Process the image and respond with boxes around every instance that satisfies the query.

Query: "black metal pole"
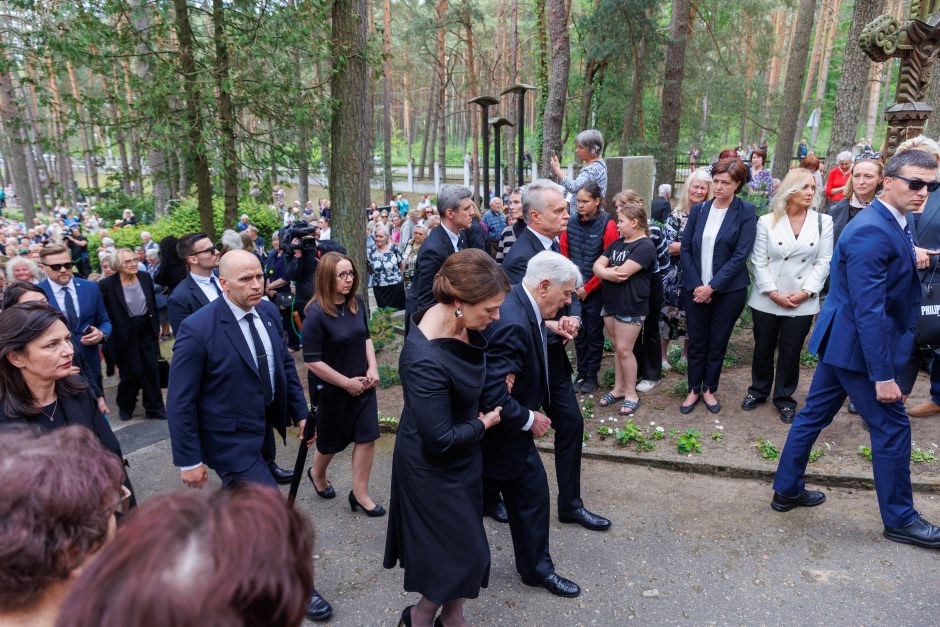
[469,96,499,204]
[500,84,535,186]
[490,117,513,202]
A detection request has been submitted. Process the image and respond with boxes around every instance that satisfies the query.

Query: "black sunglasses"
[892,175,940,193]
[193,245,218,256]
[43,262,73,271]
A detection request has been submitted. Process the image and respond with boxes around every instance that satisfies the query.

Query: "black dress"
[383,309,490,603]
[302,296,379,454]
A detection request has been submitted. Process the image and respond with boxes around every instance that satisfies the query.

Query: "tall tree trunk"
[772,0,816,181]
[65,61,99,196]
[381,0,394,200]
[866,62,886,142]
[331,0,371,303]
[463,7,480,201]
[212,0,239,227]
[924,60,940,137]
[0,67,36,222]
[656,0,692,188]
[534,0,549,168]
[540,0,570,179]
[174,0,214,233]
[810,0,842,150]
[436,0,448,176]
[43,59,75,204]
[418,80,436,178]
[826,0,884,168]
[506,0,519,188]
[402,46,413,157]
[621,23,647,149]
[797,0,829,133]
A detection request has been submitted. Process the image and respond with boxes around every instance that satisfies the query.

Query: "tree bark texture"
[381,0,393,201]
[540,0,570,180]
[772,0,816,181]
[656,0,692,188]
[436,0,448,175]
[212,0,239,228]
[0,67,36,222]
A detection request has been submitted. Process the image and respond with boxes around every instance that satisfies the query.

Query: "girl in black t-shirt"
[592,193,657,416]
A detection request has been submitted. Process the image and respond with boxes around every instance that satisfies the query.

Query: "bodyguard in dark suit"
[167,250,310,489]
[481,252,583,597]
[38,244,111,387]
[167,233,222,335]
[499,179,609,531]
[404,185,474,330]
[773,150,940,549]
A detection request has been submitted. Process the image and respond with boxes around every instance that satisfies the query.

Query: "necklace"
[38,398,58,422]
[337,302,346,317]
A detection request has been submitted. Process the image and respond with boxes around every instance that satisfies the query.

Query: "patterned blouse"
[368,245,404,287]
[748,167,774,195]
[664,207,691,264]
[561,159,608,215]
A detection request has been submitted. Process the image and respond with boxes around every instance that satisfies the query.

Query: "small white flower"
[716,425,724,431]
[650,421,656,426]
[611,417,618,422]
[714,419,721,424]
[656,426,665,433]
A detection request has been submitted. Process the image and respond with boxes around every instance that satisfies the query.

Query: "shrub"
[369,307,399,353]
[378,364,400,388]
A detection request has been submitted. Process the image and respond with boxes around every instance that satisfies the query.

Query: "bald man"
[167,250,310,489]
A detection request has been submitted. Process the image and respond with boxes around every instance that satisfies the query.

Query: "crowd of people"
[4,130,940,627]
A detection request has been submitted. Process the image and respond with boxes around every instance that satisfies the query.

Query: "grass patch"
[756,437,779,461]
[377,364,400,388]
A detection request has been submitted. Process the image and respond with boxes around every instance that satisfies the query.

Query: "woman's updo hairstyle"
[432,249,509,305]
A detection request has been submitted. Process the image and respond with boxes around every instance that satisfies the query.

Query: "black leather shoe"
[558,506,611,531]
[119,412,133,422]
[579,378,598,394]
[484,500,509,523]
[306,589,333,622]
[705,399,721,414]
[679,395,700,414]
[848,401,858,414]
[883,516,940,549]
[307,468,335,499]
[348,491,385,517]
[771,490,827,512]
[741,394,765,411]
[145,413,167,420]
[269,464,294,485]
[778,406,796,424]
[522,572,581,598]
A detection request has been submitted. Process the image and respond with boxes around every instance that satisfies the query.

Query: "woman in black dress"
[384,248,507,627]
[302,252,384,517]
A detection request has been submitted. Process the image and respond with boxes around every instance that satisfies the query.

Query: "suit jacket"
[167,298,309,473]
[98,272,160,346]
[748,210,833,316]
[809,199,920,382]
[827,198,862,247]
[679,196,757,293]
[480,284,548,480]
[651,197,671,224]
[167,273,215,335]
[406,225,465,314]
[915,188,940,255]
[501,227,582,320]
[39,277,112,375]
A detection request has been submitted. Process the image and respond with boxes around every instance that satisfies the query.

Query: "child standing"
[593,192,658,416]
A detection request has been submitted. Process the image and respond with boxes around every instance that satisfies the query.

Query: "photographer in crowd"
[284,220,346,323]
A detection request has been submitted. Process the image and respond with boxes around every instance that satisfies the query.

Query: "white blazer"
[748,210,834,316]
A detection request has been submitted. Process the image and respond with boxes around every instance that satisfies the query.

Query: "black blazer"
[651,197,671,224]
[480,284,548,480]
[406,225,465,314]
[167,273,212,335]
[466,219,489,252]
[679,196,757,293]
[99,272,160,346]
[916,188,940,254]
[501,227,581,319]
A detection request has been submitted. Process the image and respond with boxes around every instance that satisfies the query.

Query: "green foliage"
[377,364,400,388]
[581,399,595,419]
[808,448,826,463]
[596,424,613,437]
[603,338,614,354]
[756,438,779,461]
[858,445,873,462]
[667,345,687,374]
[94,192,158,225]
[721,343,739,368]
[378,415,400,426]
[615,419,655,452]
[911,448,938,464]
[601,367,616,388]
[800,351,820,368]
[671,380,690,396]
[369,307,400,353]
[649,426,666,440]
[677,429,703,454]
[710,430,724,442]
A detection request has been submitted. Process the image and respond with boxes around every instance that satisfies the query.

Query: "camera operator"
[284,222,346,322]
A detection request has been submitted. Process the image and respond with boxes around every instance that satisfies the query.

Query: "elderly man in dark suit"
[498,179,610,532]
[481,251,583,597]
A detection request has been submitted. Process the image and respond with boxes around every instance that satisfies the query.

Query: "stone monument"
[605,156,656,215]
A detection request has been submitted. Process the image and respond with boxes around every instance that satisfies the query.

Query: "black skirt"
[373,282,406,310]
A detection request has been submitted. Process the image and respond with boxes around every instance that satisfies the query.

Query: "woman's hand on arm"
[667,241,681,255]
[479,406,502,430]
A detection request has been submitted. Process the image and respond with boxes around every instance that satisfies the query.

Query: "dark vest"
[566,210,610,282]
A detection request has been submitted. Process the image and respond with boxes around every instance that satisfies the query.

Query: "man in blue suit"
[38,243,111,388]
[773,149,940,549]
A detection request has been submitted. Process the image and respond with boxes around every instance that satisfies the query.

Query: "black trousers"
[573,289,604,382]
[748,308,814,409]
[279,305,300,350]
[492,441,554,580]
[116,319,165,418]
[633,272,664,382]
[545,342,583,512]
[684,288,748,393]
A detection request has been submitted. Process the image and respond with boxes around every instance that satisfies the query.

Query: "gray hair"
[426,215,441,228]
[436,185,473,217]
[884,149,939,178]
[575,129,605,157]
[836,150,853,164]
[5,256,43,282]
[413,224,428,235]
[220,229,243,251]
[372,224,389,238]
[522,251,582,290]
[658,183,672,198]
[522,179,565,224]
[145,248,160,261]
[140,231,152,240]
[101,237,115,248]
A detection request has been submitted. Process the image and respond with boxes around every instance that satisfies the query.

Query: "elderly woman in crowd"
[742,168,833,423]
[219,229,243,254]
[0,426,127,627]
[828,154,884,245]
[6,255,43,283]
[400,209,418,249]
[825,151,853,203]
[368,224,406,310]
[550,129,608,216]
[748,149,774,196]
[402,224,427,289]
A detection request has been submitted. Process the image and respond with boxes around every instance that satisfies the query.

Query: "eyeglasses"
[120,259,137,266]
[42,262,73,271]
[110,484,132,516]
[891,175,940,193]
[193,245,218,256]
[336,271,356,280]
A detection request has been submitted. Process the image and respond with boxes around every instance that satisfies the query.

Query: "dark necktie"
[245,313,274,405]
[904,223,917,260]
[539,320,551,404]
[550,240,560,253]
[210,277,223,297]
[456,234,464,252]
[62,286,78,333]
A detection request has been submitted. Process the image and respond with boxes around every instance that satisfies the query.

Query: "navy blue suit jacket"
[809,199,920,382]
[406,225,466,314]
[39,277,112,377]
[480,284,548,480]
[167,273,214,335]
[501,227,582,319]
[679,196,757,293]
[167,298,309,473]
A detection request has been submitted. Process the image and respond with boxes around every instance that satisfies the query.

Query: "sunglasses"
[43,262,73,271]
[892,175,940,193]
[193,245,218,256]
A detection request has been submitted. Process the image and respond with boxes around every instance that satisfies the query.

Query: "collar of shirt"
[54,278,76,294]
[526,226,556,251]
[222,293,258,323]
[521,283,543,327]
[441,223,461,250]
[879,199,907,230]
[190,272,215,286]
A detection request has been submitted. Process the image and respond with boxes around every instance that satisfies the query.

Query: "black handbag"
[917,263,940,348]
[158,356,170,389]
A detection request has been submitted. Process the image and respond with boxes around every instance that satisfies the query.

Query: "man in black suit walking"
[481,251,583,598]
[499,179,610,532]
[167,232,295,485]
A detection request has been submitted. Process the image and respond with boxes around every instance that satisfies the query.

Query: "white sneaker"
[661,360,672,372]
[636,379,659,393]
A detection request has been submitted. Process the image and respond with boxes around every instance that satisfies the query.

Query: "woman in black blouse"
[384,248,506,627]
[303,252,383,517]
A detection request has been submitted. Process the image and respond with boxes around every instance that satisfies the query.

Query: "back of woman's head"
[1,280,45,310]
[0,425,124,614]
[56,485,313,627]
[433,248,509,305]
[613,191,650,236]
[159,236,184,267]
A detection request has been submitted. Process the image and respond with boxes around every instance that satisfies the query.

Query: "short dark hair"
[0,425,125,613]
[176,233,210,261]
[710,157,752,193]
[57,485,314,627]
[432,248,510,305]
[1,281,46,310]
[751,149,767,162]
[884,149,938,178]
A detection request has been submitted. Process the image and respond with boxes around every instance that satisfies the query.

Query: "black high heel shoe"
[348,490,385,517]
[399,605,414,627]
[307,468,335,499]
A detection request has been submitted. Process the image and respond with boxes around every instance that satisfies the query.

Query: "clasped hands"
[343,367,379,397]
[546,316,580,341]
[768,289,810,309]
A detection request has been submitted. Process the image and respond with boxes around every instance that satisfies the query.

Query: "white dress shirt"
[51,279,81,321]
[190,272,222,302]
[880,199,908,230]
[441,223,461,252]
[526,226,558,251]
[700,206,728,285]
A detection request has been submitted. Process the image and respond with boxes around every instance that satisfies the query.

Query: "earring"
[455,307,463,318]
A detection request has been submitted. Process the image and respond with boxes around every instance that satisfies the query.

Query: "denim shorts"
[601,309,646,326]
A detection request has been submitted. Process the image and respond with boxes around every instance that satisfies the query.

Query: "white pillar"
[407,161,415,193]
[434,162,441,193]
[531,163,538,182]
[566,163,574,180]
[463,161,471,188]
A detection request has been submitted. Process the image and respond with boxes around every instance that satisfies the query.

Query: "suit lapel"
[190,276,210,307]
[713,196,739,245]
[512,285,547,388]
[218,300,261,378]
[111,276,131,317]
[873,200,916,268]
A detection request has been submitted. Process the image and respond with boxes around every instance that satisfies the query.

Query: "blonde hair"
[895,135,940,161]
[769,169,816,224]
[677,169,714,215]
[612,190,649,236]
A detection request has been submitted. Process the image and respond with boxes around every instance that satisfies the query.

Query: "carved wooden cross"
[860,1,940,155]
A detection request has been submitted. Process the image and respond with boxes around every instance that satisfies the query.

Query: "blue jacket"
[39,277,112,378]
[167,297,309,473]
[809,200,920,382]
[680,196,757,293]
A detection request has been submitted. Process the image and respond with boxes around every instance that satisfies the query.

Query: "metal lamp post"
[468,95,499,203]
[489,116,513,201]
[500,84,536,186]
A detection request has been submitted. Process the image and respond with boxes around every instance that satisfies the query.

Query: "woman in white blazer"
[742,168,833,423]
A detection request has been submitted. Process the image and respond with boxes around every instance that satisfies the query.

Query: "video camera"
[278,220,318,255]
